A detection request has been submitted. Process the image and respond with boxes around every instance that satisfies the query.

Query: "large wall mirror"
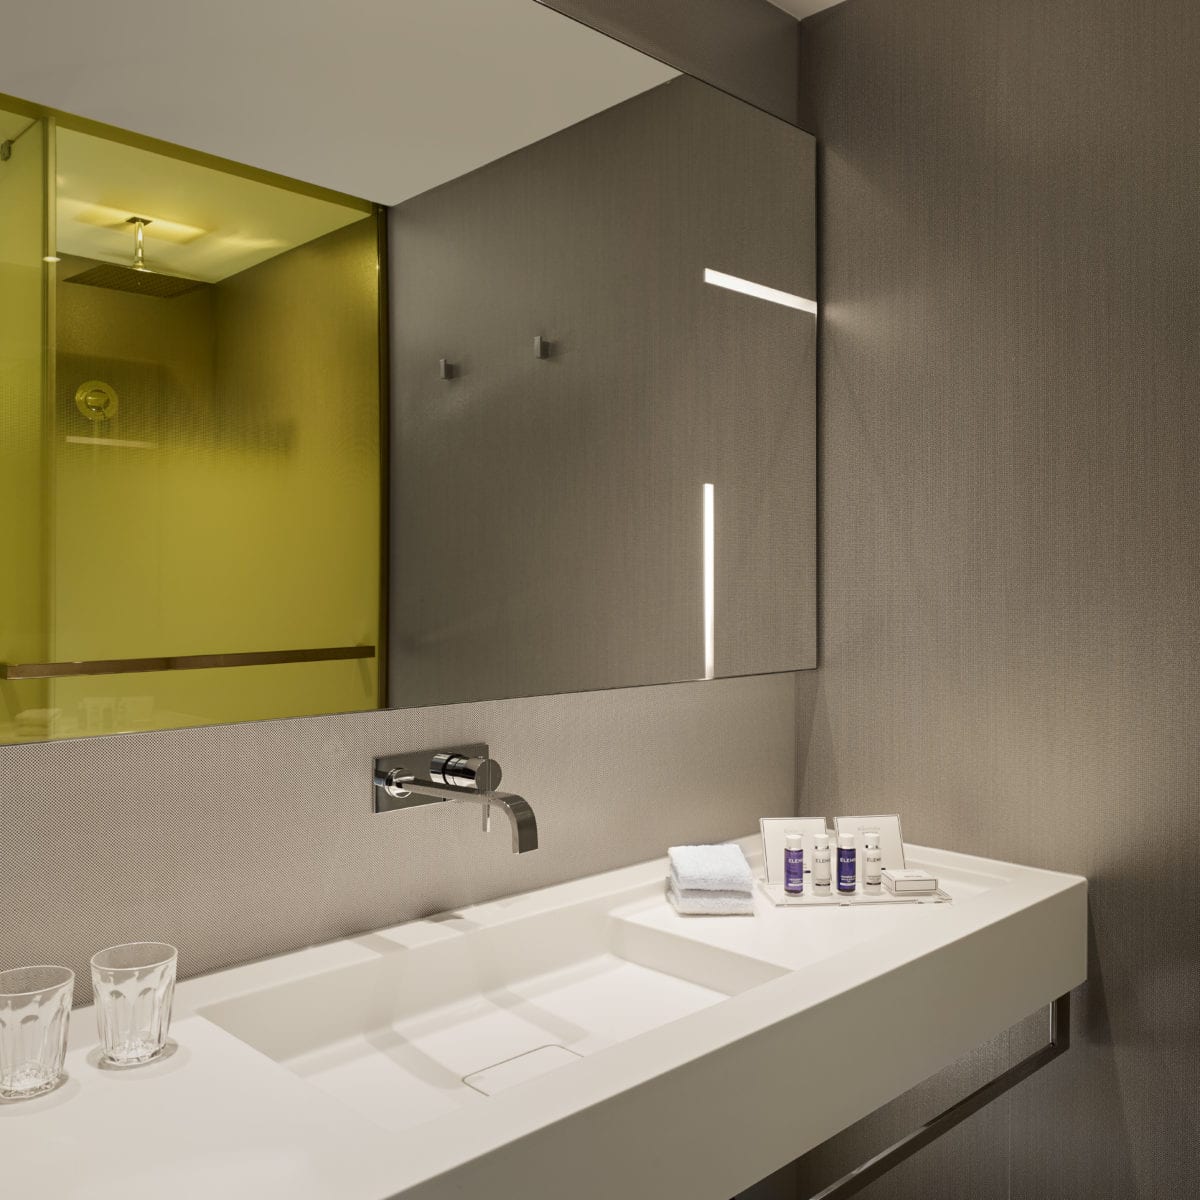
[0,0,814,744]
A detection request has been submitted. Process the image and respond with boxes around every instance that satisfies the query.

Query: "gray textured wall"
[0,673,795,1005]
[391,77,815,707]
[543,0,800,124]
[796,0,1200,1196]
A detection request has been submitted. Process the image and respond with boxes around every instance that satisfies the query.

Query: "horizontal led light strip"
[703,268,817,314]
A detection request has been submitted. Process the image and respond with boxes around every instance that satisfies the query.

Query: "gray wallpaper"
[390,76,815,707]
[0,673,795,1005]
[543,0,800,124]
[796,0,1200,1196]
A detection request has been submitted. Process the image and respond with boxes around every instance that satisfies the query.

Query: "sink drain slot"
[462,1044,582,1097]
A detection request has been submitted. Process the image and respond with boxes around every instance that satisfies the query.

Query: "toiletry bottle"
[837,831,857,894]
[784,833,804,895]
[813,832,832,895]
[863,832,882,894]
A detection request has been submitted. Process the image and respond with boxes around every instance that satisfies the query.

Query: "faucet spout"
[457,791,539,854]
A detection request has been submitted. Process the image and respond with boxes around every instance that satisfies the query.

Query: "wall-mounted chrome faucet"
[373,744,538,854]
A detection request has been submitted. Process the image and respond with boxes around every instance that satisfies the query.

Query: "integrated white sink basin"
[199,885,784,1132]
[2,838,1086,1200]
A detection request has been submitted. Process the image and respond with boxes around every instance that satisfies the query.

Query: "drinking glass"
[90,943,177,1066]
[0,965,74,1100]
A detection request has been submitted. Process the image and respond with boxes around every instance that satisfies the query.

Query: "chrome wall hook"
[438,358,456,380]
[533,335,552,359]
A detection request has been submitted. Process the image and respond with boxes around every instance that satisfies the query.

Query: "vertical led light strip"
[703,483,715,680]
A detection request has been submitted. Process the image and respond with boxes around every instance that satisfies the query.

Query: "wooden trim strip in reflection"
[0,645,375,680]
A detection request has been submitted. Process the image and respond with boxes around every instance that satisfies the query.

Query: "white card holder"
[759,817,829,886]
[833,814,906,872]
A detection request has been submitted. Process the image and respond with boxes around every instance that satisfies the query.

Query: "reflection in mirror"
[0,104,382,743]
[390,73,815,707]
[1,1,814,744]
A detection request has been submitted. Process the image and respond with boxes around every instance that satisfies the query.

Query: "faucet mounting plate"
[373,744,491,813]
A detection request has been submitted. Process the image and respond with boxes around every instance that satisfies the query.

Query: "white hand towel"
[666,877,755,916]
[667,844,754,894]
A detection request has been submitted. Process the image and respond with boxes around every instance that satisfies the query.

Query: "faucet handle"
[430,752,502,793]
[374,743,498,811]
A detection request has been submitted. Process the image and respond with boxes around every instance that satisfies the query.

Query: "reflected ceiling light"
[703,268,817,314]
[60,200,207,243]
[43,255,61,263]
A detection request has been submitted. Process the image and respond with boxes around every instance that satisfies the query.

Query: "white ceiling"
[0,0,675,206]
[766,0,847,17]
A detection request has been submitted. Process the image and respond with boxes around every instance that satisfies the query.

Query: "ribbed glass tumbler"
[90,943,177,1067]
[0,965,74,1100]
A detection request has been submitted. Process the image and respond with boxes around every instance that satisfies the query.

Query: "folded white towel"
[667,844,754,894]
[666,878,755,916]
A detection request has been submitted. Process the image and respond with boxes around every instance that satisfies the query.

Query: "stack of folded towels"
[666,843,755,915]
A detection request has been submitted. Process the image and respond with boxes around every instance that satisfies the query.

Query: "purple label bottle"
[837,832,857,893]
[784,834,804,895]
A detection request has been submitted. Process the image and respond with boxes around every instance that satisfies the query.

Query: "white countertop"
[0,838,1086,1200]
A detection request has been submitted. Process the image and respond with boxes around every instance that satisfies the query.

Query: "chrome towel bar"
[804,993,1071,1200]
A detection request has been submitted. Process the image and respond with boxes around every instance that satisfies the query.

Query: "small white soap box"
[882,868,938,894]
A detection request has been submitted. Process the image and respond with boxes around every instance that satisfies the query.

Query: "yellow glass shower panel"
[0,110,50,740]
[0,102,383,743]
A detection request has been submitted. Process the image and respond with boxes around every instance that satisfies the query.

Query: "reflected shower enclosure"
[0,98,383,743]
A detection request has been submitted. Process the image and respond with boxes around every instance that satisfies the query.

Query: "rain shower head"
[65,217,206,299]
